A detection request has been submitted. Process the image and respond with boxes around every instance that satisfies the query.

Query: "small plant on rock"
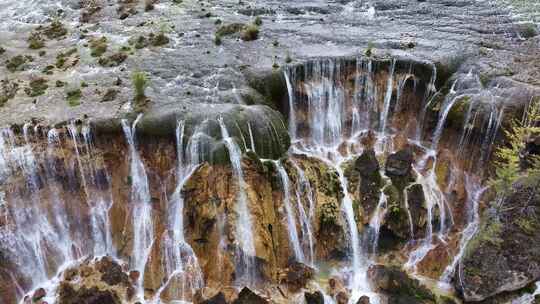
[241,24,259,41]
[131,71,149,112]
[66,87,82,107]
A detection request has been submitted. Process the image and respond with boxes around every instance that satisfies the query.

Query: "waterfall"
[286,57,389,303]
[367,190,388,255]
[431,94,466,149]
[290,160,316,266]
[274,160,305,262]
[218,116,257,285]
[121,115,154,278]
[402,184,417,239]
[405,163,450,272]
[284,69,297,140]
[379,59,396,134]
[440,176,486,283]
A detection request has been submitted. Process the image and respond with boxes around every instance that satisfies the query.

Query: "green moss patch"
[24,78,48,97]
[90,37,108,57]
[66,88,82,106]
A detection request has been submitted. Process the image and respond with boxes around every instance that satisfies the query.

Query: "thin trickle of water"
[218,116,257,285]
[290,160,316,266]
[379,59,396,134]
[368,188,388,255]
[440,177,486,283]
[247,121,256,153]
[431,94,467,149]
[275,160,305,263]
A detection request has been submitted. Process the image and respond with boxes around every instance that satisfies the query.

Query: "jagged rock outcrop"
[56,256,134,304]
[458,180,540,301]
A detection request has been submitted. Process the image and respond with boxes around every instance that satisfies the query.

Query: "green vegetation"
[0,46,5,55]
[90,37,108,57]
[216,23,245,36]
[42,19,68,39]
[254,16,263,26]
[490,97,540,196]
[66,88,82,106]
[365,41,374,57]
[28,32,45,49]
[515,217,537,235]
[5,55,29,72]
[132,71,149,112]
[214,34,222,46]
[149,32,169,46]
[24,78,48,97]
[56,48,77,69]
[241,24,260,41]
[98,52,127,67]
[0,80,18,107]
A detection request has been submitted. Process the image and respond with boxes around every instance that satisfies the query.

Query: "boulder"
[55,257,134,304]
[197,291,227,304]
[520,135,540,170]
[385,149,414,177]
[31,288,46,302]
[457,181,540,301]
[304,291,324,304]
[357,296,370,304]
[232,287,269,304]
[58,284,121,304]
[355,149,383,220]
[368,264,436,304]
[282,262,315,292]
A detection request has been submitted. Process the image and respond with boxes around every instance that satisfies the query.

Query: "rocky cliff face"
[1,1,540,303]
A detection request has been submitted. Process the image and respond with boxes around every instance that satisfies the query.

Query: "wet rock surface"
[458,181,540,301]
[368,264,437,304]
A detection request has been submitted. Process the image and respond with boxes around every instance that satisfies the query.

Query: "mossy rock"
[458,180,540,301]
[244,69,288,111]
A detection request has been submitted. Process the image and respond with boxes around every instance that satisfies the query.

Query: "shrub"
[254,16,263,26]
[24,78,48,97]
[490,97,540,197]
[214,34,222,45]
[241,25,259,41]
[90,37,107,57]
[67,88,82,106]
[132,71,148,101]
[365,41,374,57]
[28,32,45,49]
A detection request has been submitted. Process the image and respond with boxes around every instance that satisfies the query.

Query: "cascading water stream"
[274,160,305,263]
[218,116,257,285]
[290,160,316,266]
[379,58,396,135]
[121,115,154,282]
[440,177,486,284]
